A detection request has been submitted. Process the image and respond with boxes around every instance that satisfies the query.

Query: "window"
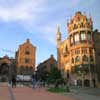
[74,33,79,44]
[74,24,77,29]
[90,56,94,62]
[25,47,30,55]
[82,55,88,62]
[72,58,74,63]
[25,51,30,55]
[82,49,87,54]
[78,50,80,54]
[71,50,74,55]
[87,32,91,41]
[89,49,93,54]
[75,50,80,54]
[81,23,84,27]
[75,56,80,63]
[70,36,73,44]
[65,45,68,52]
[25,58,30,63]
[81,32,86,41]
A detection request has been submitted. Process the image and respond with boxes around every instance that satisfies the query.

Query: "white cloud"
[42,25,56,44]
[0,0,45,22]
[66,0,80,8]
[66,0,95,8]
[0,0,57,44]
[0,0,58,45]
[0,0,99,45]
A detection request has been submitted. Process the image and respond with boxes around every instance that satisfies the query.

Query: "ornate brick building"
[16,39,36,75]
[56,11,98,87]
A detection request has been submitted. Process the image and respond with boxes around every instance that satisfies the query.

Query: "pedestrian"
[12,77,16,88]
[31,74,36,88]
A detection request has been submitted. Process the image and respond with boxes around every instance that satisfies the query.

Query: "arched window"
[82,55,88,62]
[74,33,79,44]
[25,50,30,55]
[25,58,30,64]
[75,49,80,54]
[87,32,92,41]
[70,36,74,45]
[63,44,68,55]
[81,32,86,41]
[74,24,77,29]
[75,56,80,63]
[25,47,30,55]
[72,58,74,63]
[90,56,94,62]
[65,45,68,52]
[81,23,84,27]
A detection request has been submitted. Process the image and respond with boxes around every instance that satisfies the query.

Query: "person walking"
[12,76,16,88]
[31,74,36,88]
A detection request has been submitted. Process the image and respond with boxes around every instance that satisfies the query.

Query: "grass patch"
[48,87,68,93]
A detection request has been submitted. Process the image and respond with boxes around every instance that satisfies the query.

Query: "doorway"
[0,63,9,82]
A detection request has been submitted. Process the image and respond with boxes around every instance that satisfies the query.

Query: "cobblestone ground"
[0,86,11,100]
[12,87,79,100]
[0,83,79,100]
[0,83,100,100]
[66,87,100,100]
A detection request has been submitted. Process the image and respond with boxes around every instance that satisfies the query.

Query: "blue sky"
[0,0,100,65]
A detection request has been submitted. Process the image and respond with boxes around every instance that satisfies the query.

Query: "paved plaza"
[0,83,78,100]
[0,83,100,100]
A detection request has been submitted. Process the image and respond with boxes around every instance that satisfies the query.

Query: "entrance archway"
[77,79,82,87]
[84,79,90,87]
[0,63,10,82]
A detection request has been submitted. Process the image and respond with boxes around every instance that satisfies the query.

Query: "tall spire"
[56,25,61,47]
[57,25,60,33]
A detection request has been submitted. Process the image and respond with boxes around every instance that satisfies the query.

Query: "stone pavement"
[0,83,100,100]
[0,83,79,100]
[66,87,100,100]
[12,87,79,100]
[0,86,11,100]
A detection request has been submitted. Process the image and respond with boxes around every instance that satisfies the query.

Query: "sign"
[16,75,32,81]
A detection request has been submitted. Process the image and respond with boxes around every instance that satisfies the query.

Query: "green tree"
[47,65,64,88]
[41,69,49,82]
